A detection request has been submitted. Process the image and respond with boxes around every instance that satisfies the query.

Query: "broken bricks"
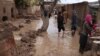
[20,30,37,43]
[0,22,19,31]
[15,30,37,56]
[27,30,37,39]
[19,24,24,29]
[25,19,31,24]
[0,23,16,56]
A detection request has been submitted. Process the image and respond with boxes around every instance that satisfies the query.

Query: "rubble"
[0,23,16,56]
[19,25,24,29]
[19,33,23,36]
[11,30,37,56]
[0,22,20,31]
[25,19,31,24]
[12,26,19,31]
[12,41,36,56]
[36,29,47,37]
[21,30,37,43]
[21,37,30,43]
[27,30,37,39]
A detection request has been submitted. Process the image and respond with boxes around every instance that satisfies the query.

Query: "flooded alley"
[0,0,100,56]
[13,16,92,56]
[34,16,80,56]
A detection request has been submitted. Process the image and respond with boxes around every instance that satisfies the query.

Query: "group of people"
[56,9,97,54]
[56,10,78,38]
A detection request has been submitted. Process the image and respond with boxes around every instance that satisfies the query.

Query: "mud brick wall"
[0,0,18,22]
[65,2,88,27]
[97,8,100,26]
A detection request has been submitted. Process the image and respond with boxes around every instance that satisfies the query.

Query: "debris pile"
[0,23,19,31]
[9,23,20,31]
[13,30,37,56]
[0,23,16,56]
[19,24,24,29]
[25,19,31,24]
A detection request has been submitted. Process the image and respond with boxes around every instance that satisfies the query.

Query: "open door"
[11,8,14,18]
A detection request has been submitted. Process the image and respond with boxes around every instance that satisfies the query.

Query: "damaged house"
[0,0,18,21]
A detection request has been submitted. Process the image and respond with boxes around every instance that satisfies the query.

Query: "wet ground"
[34,16,81,56]
[13,16,92,56]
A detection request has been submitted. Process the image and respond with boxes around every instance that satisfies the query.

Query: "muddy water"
[13,16,91,56]
[35,17,81,56]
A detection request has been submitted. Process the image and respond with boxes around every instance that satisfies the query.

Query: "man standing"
[57,12,65,38]
[71,10,78,36]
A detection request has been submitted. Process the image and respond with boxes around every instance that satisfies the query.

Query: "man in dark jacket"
[57,12,65,38]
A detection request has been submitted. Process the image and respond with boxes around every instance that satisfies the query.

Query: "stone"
[19,24,24,29]
[15,37,36,56]
[20,30,37,44]
[21,37,30,43]
[25,19,31,24]
[1,23,19,31]
[19,33,23,36]
[28,31,37,39]
[0,23,16,56]
[13,30,37,56]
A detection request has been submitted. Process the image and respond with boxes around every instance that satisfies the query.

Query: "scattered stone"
[37,29,41,33]
[25,19,31,24]
[13,33,36,56]
[0,23,19,31]
[0,23,16,56]
[36,29,46,37]
[21,37,29,43]
[27,31,37,39]
[19,24,24,28]
[10,29,37,56]
[19,33,23,36]
[36,29,43,35]
[12,26,19,31]
[20,31,37,43]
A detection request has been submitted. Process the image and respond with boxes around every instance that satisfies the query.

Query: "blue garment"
[71,14,77,26]
[71,14,78,30]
